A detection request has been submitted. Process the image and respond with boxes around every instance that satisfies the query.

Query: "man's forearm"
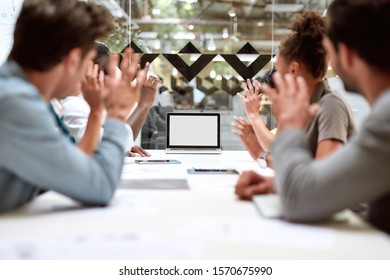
[77,110,103,155]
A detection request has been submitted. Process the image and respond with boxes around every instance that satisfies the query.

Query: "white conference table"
[0,150,389,260]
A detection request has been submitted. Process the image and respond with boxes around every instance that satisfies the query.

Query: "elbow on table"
[82,187,116,207]
[281,200,331,224]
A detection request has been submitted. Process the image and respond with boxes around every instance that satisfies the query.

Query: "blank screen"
[169,115,218,146]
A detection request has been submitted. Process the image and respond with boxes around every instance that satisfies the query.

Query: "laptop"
[165,112,222,154]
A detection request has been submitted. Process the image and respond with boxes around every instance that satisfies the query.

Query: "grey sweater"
[272,89,390,234]
[0,61,128,213]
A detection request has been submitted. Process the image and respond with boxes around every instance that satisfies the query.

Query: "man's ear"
[290,61,300,76]
[338,43,356,73]
[62,48,82,73]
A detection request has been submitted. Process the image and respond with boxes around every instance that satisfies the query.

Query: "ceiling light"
[222,28,229,39]
[257,21,264,27]
[210,70,217,79]
[154,40,161,50]
[152,9,161,15]
[207,37,216,51]
[264,4,304,13]
[228,9,236,18]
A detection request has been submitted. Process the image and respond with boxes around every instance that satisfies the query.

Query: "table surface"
[0,150,389,260]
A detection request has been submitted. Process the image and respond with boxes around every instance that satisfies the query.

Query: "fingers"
[129,146,151,157]
[233,116,250,126]
[145,75,161,88]
[231,121,243,130]
[246,79,254,96]
[285,74,297,96]
[105,53,120,89]
[98,70,105,88]
[143,62,150,74]
[231,129,243,137]
[237,92,246,103]
[241,82,249,96]
[121,48,141,82]
[254,80,261,96]
[273,72,286,95]
[235,171,266,200]
[309,104,319,118]
[296,76,309,101]
[235,170,262,190]
[85,61,93,78]
[128,148,151,157]
[133,68,147,95]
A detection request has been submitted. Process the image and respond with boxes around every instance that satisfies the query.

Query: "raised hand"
[105,49,146,122]
[81,61,107,112]
[120,48,141,82]
[235,171,275,200]
[238,79,263,120]
[261,73,318,132]
[231,116,264,160]
[139,63,161,109]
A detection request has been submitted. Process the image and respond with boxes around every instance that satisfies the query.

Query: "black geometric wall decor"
[221,43,272,81]
[163,43,216,82]
[124,41,272,83]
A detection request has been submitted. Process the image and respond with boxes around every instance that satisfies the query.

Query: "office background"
[0,0,370,149]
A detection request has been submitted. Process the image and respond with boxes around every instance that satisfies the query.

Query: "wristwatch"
[257,151,271,169]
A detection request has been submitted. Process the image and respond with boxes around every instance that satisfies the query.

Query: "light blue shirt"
[0,61,128,213]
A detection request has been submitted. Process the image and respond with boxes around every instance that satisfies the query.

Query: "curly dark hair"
[279,12,327,79]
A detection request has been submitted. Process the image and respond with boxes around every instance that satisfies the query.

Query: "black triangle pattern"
[163,54,217,82]
[221,54,271,80]
[179,42,201,54]
[237,42,260,54]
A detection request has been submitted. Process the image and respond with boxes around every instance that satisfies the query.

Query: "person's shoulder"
[373,89,390,109]
[0,62,40,100]
[0,76,39,100]
[319,90,347,105]
[61,95,90,113]
[318,90,350,114]
[369,90,390,121]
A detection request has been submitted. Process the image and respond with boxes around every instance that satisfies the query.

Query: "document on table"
[120,164,189,189]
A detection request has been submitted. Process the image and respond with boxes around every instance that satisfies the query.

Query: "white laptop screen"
[167,113,220,148]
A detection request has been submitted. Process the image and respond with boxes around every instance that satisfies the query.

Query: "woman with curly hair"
[235,12,357,198]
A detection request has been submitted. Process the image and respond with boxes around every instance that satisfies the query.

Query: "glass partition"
[91,0,331,150]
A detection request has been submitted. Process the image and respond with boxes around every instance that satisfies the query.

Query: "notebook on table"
[165,112,222,154]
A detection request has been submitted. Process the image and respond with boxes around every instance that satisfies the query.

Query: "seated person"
[61,42,160,157]
[235,0,390,234]
[233,12,356,169]
[0,0,145,213]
